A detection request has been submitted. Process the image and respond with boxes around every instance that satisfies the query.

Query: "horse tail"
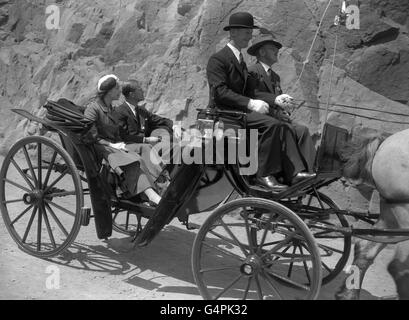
[340,134,385,183]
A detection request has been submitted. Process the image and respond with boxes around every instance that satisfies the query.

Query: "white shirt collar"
[227,42,242,63]
[125,101,136,116]
[259,61,272,74]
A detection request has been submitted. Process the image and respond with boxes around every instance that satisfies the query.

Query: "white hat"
[97,74,119,93]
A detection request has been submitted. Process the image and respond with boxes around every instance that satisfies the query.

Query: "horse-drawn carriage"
[2,100,409,300]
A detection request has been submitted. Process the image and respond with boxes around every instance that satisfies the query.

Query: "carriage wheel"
[0,136,83,258]
[298,191,351,284]
[112,208,148,237]
[192,198,322,300]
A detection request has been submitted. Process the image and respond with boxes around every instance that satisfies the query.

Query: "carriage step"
[80,207,91,226]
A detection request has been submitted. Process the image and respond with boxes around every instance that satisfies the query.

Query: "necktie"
[239,52,244,65]
[239,52,247,73]
[267,68,272,78]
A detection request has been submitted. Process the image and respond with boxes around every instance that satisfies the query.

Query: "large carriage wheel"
[0,136,83,258]
[298,191,351,284]
[192,198,322,300]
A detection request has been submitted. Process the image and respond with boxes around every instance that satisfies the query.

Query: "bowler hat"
[247,33,283,56]
[223,12,259,31]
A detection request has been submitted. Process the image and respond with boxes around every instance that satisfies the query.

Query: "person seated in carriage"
[246,33,316,172]
[84,74,163,206]
[114,80,183,172]
[206,12,316,191]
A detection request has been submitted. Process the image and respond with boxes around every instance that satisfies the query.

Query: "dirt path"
[0,215,398,300]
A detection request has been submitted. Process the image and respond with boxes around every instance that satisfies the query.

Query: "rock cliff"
[0,0,408,209]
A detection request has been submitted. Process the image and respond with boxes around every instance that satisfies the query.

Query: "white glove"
[110,142,128,151]
[275,94,295,110]
[248,99,269,114]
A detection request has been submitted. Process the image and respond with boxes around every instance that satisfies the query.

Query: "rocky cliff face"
[0,0,408,209]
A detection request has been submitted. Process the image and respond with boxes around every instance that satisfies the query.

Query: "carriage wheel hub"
[241,255,262,276]
[23,191,43,205]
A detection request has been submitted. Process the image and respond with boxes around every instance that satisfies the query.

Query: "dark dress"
[84,97,155,197]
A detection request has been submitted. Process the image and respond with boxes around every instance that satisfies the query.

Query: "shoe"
[292,172,317,184]
[256,176,289,191]
[141,201,158,208]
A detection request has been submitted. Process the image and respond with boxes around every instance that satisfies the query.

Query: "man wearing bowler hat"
[247,33,316,172]
[206,12,315,190]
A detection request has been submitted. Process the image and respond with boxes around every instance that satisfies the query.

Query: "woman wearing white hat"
[84,74,162,205]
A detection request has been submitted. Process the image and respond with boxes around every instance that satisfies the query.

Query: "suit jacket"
[115,102,173,143]
[206,45,256,112]
[248,61,283,109]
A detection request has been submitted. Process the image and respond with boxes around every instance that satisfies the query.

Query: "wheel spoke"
[317,243,344,254]
[242,277,252,300]
[202,241,245,262]
[22,145,38,188]
[45,199,76,217]
[265,269,309,291]
[43,151,57,188]
[22,206,38,243]
[214,274,243,300]
[261,231,298,259]
[3,198,24,204]
[10,159,35,190]
[220,219,249,257]
[287,245,297,278]
[254,274,263,300]
[44,168,69,194]
[261,270,283,300]
[299,245,311,285]
[37,203,43,251]
[11,205,34,226]
[41,204,57,249]
[256,214,273,255]
[208,230,247,257]
[269,256,314,265]
[300,242,332,273]
[37,143,42,189]
[200,265,239,273]
[243,212,255,254]
[272,244,292,261]
[44,202,69,237]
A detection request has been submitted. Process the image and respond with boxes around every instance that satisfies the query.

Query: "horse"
[335,128,409,300]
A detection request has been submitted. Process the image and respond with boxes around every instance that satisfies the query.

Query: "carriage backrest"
[44,99,91,171]
[315,123,350,173]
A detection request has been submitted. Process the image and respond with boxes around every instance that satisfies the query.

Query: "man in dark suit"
[115,80,182,177]
[247,33,316,172]
[115,80,181,144]
[206,12,315,190]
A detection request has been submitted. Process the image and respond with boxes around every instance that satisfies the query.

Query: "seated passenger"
[115,80,182,168]
[84,74,161,206]
[206,12,315,191]
[247,33,316,172]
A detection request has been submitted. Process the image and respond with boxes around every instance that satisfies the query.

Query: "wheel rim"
[0,136,83,258]
[192,198,322,300]
[112,208,146,236]
[294,192,351,284]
